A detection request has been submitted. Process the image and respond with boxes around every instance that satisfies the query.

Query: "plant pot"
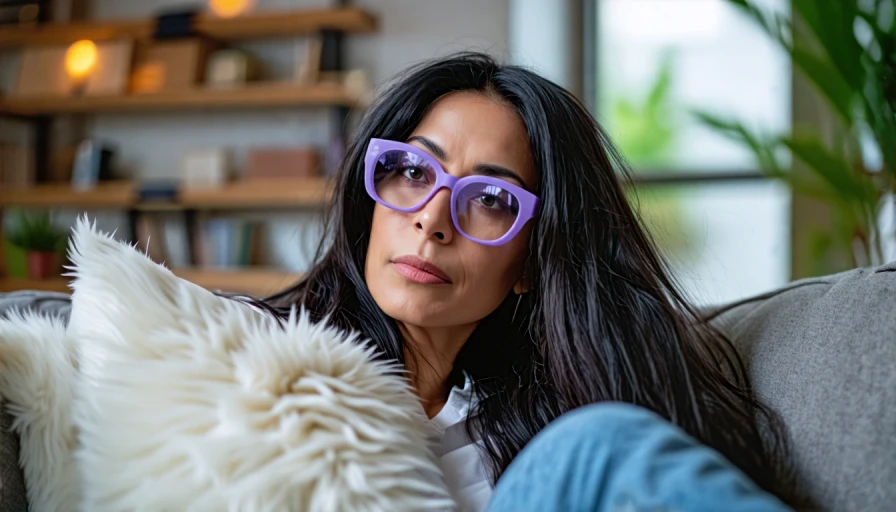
[27,251,58,280]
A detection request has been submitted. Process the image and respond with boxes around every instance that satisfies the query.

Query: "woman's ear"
[513,274,530,295]
[514,256,532,294]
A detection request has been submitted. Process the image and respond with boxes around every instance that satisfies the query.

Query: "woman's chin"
[375,291,456,328]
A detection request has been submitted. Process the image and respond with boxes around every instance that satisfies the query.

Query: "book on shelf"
[134,215,191,269]
[0,144,34,188]
[125,212,261,274]
[196,218,259,269]
[134,215,167,264]
[0,118,35,188]
[163,218,192,268]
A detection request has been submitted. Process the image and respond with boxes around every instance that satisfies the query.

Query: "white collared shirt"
[429,374,493,512]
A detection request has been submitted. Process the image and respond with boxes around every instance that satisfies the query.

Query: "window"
[589,0,793,305]
[631,181,791,305]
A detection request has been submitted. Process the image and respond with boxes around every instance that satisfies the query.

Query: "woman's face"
[364,91,537,328]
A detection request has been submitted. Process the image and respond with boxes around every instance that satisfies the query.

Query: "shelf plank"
[0,181,137,208]
[0,179,332,211]
[176,178,334,209]
[0,269,301,296]
[197,8,377,40]
[0,7,377,47]
[0,83,359,116]
[172,268,301,296]
[0,277,70,293]
[0,20,145,47]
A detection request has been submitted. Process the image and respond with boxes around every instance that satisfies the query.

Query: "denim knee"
[490,402,791,512]
[488,403,675,512]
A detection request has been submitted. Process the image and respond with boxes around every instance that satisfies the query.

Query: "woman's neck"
[400,322,476,419]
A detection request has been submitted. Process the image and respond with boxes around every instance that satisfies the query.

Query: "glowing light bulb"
[65,40,98,80]
[209,0,254,18]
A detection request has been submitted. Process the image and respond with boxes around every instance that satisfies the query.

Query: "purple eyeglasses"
[364,138,539,246]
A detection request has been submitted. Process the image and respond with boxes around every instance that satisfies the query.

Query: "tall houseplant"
[694,0,896,270]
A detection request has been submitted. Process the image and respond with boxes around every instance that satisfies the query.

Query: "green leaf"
[726,1,859,126]
[728,0,789,45]
[690,111,779,172]
[691,111,855,201]
[645,53,673,115]
[793,0,865,91]
[609,53,678,169]
[859,52,896,176]
[856,11,889,57]
[780,133,880,205]
[790,45,858,126]
[880,0,896,33]
[807,229,837,275]
[689,110,740,134]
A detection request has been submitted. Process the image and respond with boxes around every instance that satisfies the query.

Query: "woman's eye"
[402,167,425,180]
[477,195,500,208]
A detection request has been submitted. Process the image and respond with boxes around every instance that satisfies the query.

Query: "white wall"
[4,0,509,271]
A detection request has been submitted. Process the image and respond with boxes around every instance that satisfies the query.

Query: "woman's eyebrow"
[407,135,448,161]
[473,164,526,188]
[408,135,527,188]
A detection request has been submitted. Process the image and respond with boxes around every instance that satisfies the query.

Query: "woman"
[262,52,794,511]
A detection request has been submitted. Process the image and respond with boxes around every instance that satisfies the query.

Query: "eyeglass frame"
[363,138,540,246]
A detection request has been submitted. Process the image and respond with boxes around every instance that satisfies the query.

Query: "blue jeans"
[487,403,791,512]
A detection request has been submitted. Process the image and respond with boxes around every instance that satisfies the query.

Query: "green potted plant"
[5,210,69,280]
[693,0,895,273]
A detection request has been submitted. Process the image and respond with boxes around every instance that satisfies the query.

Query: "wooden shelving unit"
[0,6,372,295]
[0,7,377,48]
[0,82,361,116]
[0,268,302,296]
[0,180,326,293]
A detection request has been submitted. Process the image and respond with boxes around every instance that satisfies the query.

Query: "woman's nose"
[412,188,454,244]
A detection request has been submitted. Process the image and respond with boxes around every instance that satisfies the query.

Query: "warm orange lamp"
[209,0,255,18]
[65,40,98,81]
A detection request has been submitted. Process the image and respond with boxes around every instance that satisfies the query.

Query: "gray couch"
[0,262,893,511]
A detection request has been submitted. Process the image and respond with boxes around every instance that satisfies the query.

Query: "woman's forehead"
[409,92,537,185]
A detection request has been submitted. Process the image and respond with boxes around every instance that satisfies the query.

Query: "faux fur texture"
[0,310,79,511]
[0,217,453,511]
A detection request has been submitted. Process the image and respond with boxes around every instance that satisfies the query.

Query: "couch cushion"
[0,291,72,323]
[0,291,72,512]
[709,262,896,511]
[0,406,28,512]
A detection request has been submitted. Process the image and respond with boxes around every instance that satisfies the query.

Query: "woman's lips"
[391,255,452,285]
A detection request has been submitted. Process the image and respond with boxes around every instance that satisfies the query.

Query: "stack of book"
[197,218,258,268]
[135,215,258,270]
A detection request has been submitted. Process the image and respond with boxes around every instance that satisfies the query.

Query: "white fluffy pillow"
[0,310,79,511]
[8,217,452,511]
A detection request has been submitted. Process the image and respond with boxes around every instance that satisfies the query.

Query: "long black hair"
[262,52,793,502]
